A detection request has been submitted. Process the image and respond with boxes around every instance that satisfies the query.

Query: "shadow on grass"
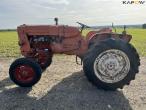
[0,71,132,110]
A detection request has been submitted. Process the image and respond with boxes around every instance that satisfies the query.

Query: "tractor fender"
[88,33,132,45]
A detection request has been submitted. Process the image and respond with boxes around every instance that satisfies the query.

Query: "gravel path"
[0,55,146,110]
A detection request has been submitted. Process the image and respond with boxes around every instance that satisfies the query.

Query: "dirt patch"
[0,56,146,110]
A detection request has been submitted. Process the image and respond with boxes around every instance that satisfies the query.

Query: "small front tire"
[9,58,42,87]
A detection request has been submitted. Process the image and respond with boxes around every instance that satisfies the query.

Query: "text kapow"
[122,1,145,4]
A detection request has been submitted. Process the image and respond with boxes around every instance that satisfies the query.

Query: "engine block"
[29,35,62,49]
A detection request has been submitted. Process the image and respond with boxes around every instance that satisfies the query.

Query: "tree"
[142,24,146,29]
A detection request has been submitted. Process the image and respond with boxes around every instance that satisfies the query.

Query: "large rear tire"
[9,58,42,87]
[83,38,140,90]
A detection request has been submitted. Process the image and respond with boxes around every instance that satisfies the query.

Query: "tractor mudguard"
[88,33,132,45]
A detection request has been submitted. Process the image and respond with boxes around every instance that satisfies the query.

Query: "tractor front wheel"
[9,58,42,87]
[34,51,52,71]
[83,38,140,90]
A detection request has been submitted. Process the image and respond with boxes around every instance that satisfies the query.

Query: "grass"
[116,28,146,56]
[0,28,146,57]
[0,31,20,57]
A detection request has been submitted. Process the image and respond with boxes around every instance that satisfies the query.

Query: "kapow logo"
[122,1,145,4]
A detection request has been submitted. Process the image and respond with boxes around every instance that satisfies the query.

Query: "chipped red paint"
[17,24,132,59]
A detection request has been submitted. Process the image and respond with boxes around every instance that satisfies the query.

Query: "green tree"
[142,24,146,29]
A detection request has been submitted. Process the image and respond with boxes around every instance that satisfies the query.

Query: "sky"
[0,0,146,29]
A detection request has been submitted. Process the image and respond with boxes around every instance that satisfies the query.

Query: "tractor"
[9,18,140,90]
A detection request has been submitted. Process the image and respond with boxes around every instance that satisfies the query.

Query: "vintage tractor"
[9,19,140,90]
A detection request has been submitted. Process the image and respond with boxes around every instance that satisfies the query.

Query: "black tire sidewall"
[9,58,42,87]
[83,39,139,90]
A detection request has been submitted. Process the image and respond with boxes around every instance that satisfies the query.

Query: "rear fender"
[88,33,132,45]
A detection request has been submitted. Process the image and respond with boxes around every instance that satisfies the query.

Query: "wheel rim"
[94,49,130,83]
[14,65,35,83]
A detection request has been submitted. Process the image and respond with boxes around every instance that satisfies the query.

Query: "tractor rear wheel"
[83,38,140,90]
[9,58,42,87]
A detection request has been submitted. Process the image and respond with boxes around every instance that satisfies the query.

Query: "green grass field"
[0,31,20,57]
[116,28,146,56]
[0,28,146,57]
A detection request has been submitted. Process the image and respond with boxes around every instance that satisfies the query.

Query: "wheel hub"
[15,65,35,83]
[94,49,130,83]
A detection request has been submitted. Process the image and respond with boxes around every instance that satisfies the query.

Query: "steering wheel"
[76,22,91,28]
[76,22,91,33]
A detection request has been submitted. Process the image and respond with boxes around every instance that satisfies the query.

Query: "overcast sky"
[0,0,146,29]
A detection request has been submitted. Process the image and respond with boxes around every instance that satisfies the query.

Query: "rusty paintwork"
[17,24,132,58]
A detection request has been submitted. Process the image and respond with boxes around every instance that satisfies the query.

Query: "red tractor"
[9,19,140,90]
